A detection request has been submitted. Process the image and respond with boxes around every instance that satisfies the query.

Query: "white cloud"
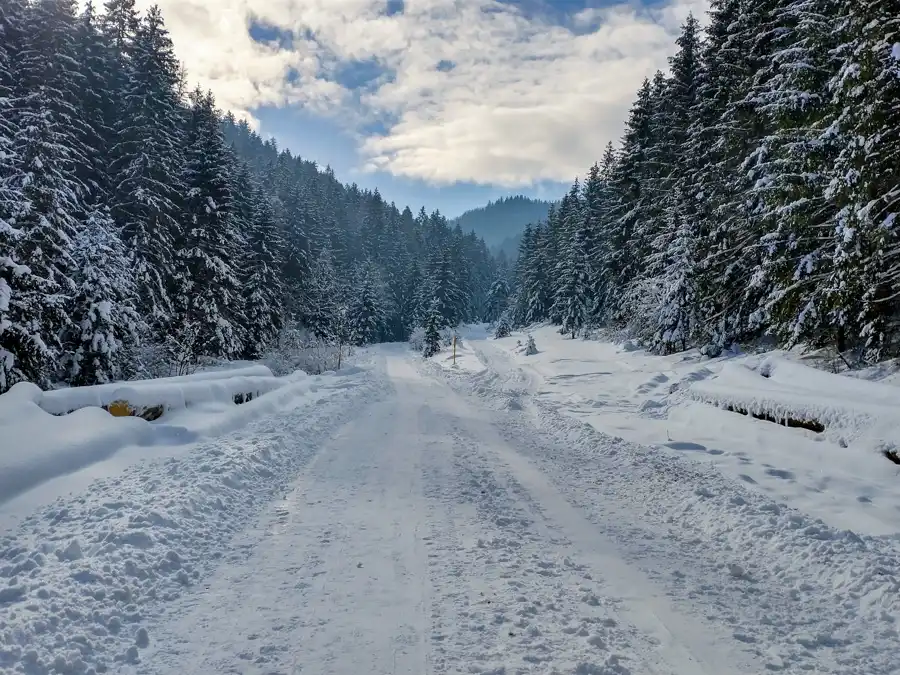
[111,0,709,186]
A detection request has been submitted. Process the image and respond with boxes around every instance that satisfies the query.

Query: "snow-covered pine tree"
[605,79,655,325]
[73,1,115,201]
[422,299,442,357]
[699,0,778,345]
[513,224,550,325]
[241,183,284,359]
[277,172,311,321]
[689,0,751,351]
[109,4,184,334]
[348,262,383,346]
[62,208,142,384]
[553,181,589,338]
[9,0,86,386]
[653,189,698,354]
[178,88,244,359]
[822,0,900,361]
[752,0,842,350]
[590,143,620,323]
[0,0,28,180]
[486,276,510,323]
[305,246,341,341]
[494,311,512,339]
[421,244,463,328]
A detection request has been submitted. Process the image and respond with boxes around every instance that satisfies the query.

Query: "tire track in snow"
[417,363,753,675]
[0,366,380,675]
[451,340,900,675]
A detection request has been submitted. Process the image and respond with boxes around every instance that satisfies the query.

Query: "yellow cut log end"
[107,400,134,417]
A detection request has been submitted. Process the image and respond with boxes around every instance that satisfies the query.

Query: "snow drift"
[0,367,319,504]
[689,355,900,453]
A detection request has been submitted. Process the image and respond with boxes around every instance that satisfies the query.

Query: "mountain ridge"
[452,195,558,256]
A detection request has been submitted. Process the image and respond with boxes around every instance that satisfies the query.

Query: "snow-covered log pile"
[0,366,323,503]
[38,365,280,419]
[689,357,900,458]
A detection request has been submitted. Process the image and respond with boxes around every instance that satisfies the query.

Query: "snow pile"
[40,365,277,415]
[0,365,379,675]
[0,383,155,504]
[0,368,324,505]
[465,324,900,536]
[689,355,900,451]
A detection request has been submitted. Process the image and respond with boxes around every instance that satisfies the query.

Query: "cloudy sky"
[127,0,707,217]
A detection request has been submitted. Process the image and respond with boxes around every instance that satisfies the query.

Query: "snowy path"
[3,346,898,674]
[134,354,759,674]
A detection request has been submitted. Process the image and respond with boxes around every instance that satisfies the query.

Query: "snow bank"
[0,383,156,504]
[40,365,276,415]
[0,365,378,675]
[464,324,900,536]
[689,356,900,450]
[0,368,319,504]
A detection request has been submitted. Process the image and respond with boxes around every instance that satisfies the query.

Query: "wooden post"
[452,336,457,366]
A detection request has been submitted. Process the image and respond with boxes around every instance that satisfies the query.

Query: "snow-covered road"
[3,344,898,674]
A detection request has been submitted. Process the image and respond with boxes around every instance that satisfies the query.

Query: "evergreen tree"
[109,4,184,331]
[62,209,142,384]
[241,184,284,359]
[554,181,589,338]
[348,262,382,346]
[823,0,900,361]
[422,299,442,358]
[486,276,510,323]
[306,247,341,341]
[178,88,243,359]
[8,0,85,385]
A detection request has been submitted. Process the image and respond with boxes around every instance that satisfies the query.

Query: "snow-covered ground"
[477,325,900,537]
[1,333,898,674]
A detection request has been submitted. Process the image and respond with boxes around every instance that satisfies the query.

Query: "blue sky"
[147,0,703,217]
[252,103,565,217]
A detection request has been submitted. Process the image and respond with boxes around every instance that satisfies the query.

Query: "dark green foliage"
[422,300,442,358]
[509,5,900,364]
[0,2,499,393]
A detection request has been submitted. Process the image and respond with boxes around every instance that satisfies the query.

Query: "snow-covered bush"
[261,324,342,375]
[494,314,512,339]
[524,333,538,355]
[619,278,664,348]
[132,322,203,379]
[408,326,425,352]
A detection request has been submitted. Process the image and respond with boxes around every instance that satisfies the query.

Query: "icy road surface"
[2,346,898,675]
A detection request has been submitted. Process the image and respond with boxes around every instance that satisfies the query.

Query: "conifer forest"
[0,0,501,393]
[511,2,900,363]
[2,0,900,395]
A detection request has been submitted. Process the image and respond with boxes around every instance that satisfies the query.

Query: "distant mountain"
[452,196,556,257]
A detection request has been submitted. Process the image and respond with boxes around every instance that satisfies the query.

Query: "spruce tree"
[823,0,900,361]
[241,185,284,359]
[422,299,442,358]
[62,209,142,384]
[306,247,341,341]
[9,0,85,385]
[109,5,184,332]
[348,262,382,346]
[178,88,243,359]
[486,276,510,323]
